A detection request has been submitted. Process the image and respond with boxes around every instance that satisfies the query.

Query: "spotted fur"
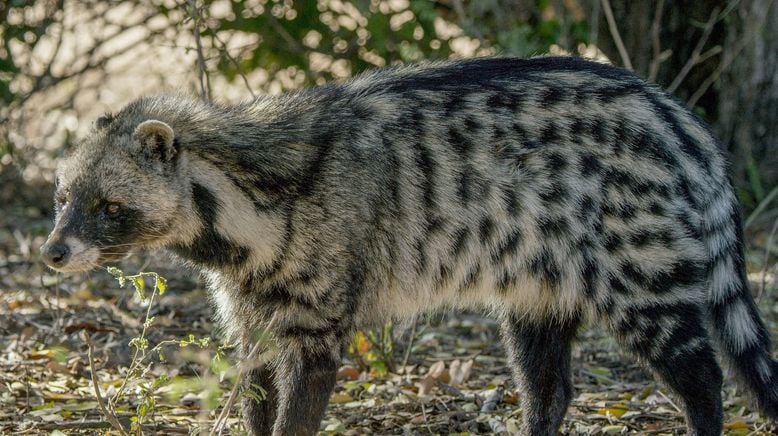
[43,56,778,435]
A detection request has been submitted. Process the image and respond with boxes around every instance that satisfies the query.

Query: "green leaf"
[106,266,127,287]
[746,157,765,202]
[136,402,148,418]
[130,337,149,351]
[153,374,170,388]
[180,333,196,347]
[106,266,123,277]
[31,401,55,411]
[131,276,146,301]
[155,275,167,295]
[369,360,388,376]
[211,353,231,375]
[244,383,267,402]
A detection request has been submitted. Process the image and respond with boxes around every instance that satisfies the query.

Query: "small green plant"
[101,267,234,433]
[133,373,169,428]
[105,268,166,398]
[90,267,284,434]
[104,267,170,431]
[348,322,395,376]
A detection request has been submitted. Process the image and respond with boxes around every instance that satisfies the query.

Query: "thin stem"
[190,0,212,103]
[746,186,778,229]
[210,312,279,435]
[688,0,775,106]
[110,272,161,407]
[600,0,632,70]
[758,216,778,301]
[667,7,720,93]
[400,315,418,374]
[212,33,256,98]
[648,0,665,82]
[85,332,129,436]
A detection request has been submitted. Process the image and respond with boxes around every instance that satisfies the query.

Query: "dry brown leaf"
[336,366,360,381]
[723,420,749,430]
[432,362,450,384]
[417,376,436,396]
[427,361,446,379]
[410,414,427,425]
[330,393,354,404]
[597,403,629,418]
[29,349,54,360]
[449,359,473,386]
[45,361,70,374]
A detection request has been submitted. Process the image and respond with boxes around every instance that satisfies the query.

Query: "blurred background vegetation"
[0,0,776,248]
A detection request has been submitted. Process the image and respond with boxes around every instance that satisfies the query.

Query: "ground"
[1,172,776,435]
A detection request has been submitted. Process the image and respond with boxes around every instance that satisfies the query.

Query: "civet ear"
[95,113,114,129]
[134,119,176,161]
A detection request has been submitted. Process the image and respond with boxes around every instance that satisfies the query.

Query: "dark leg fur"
[242,363,278,435]
[271,342,339,436]
[648,348,723,436]
[500,314,579,436]
[610,304,723,435]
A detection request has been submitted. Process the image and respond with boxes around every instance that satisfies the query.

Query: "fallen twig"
[400,315,418,374]
[655,389,682,414]
[36,420,121,430]
[84,332,129,436]
[36,420,188,433]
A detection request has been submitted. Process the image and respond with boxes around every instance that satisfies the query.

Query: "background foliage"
[1,0,776,212]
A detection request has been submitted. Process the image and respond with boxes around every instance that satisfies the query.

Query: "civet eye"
[56,192,68,206]
[105,203,122,216]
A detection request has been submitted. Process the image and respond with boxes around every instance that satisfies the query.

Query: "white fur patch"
[726,299,760,353]
[710,255,738,302]
[53,236,100,272]
[205,270,241,340]
[189,157,285,272]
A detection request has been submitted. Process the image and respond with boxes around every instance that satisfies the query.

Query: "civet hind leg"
[500,313,580,436]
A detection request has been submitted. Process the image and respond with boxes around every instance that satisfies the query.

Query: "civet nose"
[41,241,71,268]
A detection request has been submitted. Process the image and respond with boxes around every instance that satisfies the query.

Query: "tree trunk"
[717,0,778,210]
[593,0,725,118]
[591,0,777,210]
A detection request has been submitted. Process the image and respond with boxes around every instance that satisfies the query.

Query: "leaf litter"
[1,207,777,435]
